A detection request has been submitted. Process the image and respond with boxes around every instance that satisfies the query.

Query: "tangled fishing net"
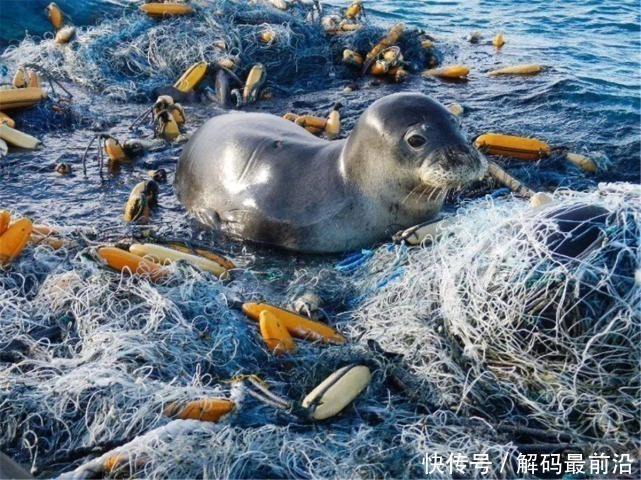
[1,1,433,101]
[345,182,639,454]
[1,182,637,478]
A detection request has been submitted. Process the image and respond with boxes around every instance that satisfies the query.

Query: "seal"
[175,92,487,253]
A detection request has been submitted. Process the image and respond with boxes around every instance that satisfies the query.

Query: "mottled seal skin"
[175,92,487,253]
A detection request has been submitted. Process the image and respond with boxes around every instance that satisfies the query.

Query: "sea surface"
[0,0,639,256]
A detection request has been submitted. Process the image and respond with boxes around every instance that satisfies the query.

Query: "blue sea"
[0,0,638,234]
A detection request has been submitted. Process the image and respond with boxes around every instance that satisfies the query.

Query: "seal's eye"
[407,134,427,148]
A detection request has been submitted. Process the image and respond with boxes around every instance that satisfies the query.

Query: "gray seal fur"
[175,92,487,253]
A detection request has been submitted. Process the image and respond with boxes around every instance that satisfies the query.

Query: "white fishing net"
[344,182,639,454]
[0,182,638,478]
[0,1,429,101]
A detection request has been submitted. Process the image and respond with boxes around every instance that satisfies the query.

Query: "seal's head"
[343,92,487,198]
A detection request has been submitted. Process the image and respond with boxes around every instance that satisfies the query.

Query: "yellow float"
[0,125,42,150]
[422,65,469,78]
[164,398,234,422]
[242,302,345,344]
[0,87,47,110]
[302,365,371,420]
[12,68,27,88]
[487,161,535,197]
[54,25,76,44]
[45,3,63,30]
[488,64,541,76]
[104,137,128,162]
[173,62,207,93]
[129,243,230,279]
[0,112,15,128]
[164,242,235,270]
[243,64,266,104]
[474,133,551,160]
[364,23,404,65]
[0,211,10,236]
[0,217,33,266]
[259,310,296,355]
[97,246,168,282]
[139,3,194,17]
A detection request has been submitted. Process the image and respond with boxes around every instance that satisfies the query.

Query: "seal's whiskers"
[402,184,423,205]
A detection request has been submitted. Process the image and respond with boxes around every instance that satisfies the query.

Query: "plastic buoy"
[259,310,296,355]
[45,2,63,30]
[0,217,33,266]
[124,193,148,224]
[324,21,363,35]
[530,192,554,208]
[217,57,236,69]
[302,365,371,420]
[129,243,230,279]
[124,181,157,224]
[139,3,194,17]
[32,224,60,236]
[325,104,341,140]
[285,104,341,139]
[0,87,47,110]
[342,49,363,68]
[170,103,186,125]
[0,112,15,128]
[388,67,408,82]
[422,65,469,78]
[565,152,597,173]
[242,302,345,344]
[27,71,41,88]
[474,133,551,160]
[30,233,69,250]
[164,242,235,270]
[284,113,322,135]
[487,162,535,197]
[54,25,75,44]
[344,1,363,19]
[365,23,404,65]
[103,454,149,475]
[173,62,207,93]
[493,33,505,48]
[0,211,10,236]
[164,398,234,422]
[259,29,276,43]
[0,125,42,150]
[447,103,464,115]
[294,115,327,130]
[155,111,180,141]
[153,95,174,114]
[122,138,166,157]
[104,137,128,162]
[243,64,266,104]
[488,64,541,76]
[97,247,168,282]
[12,68,27,88]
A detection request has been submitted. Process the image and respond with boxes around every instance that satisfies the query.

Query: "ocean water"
[0,0,638,234]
